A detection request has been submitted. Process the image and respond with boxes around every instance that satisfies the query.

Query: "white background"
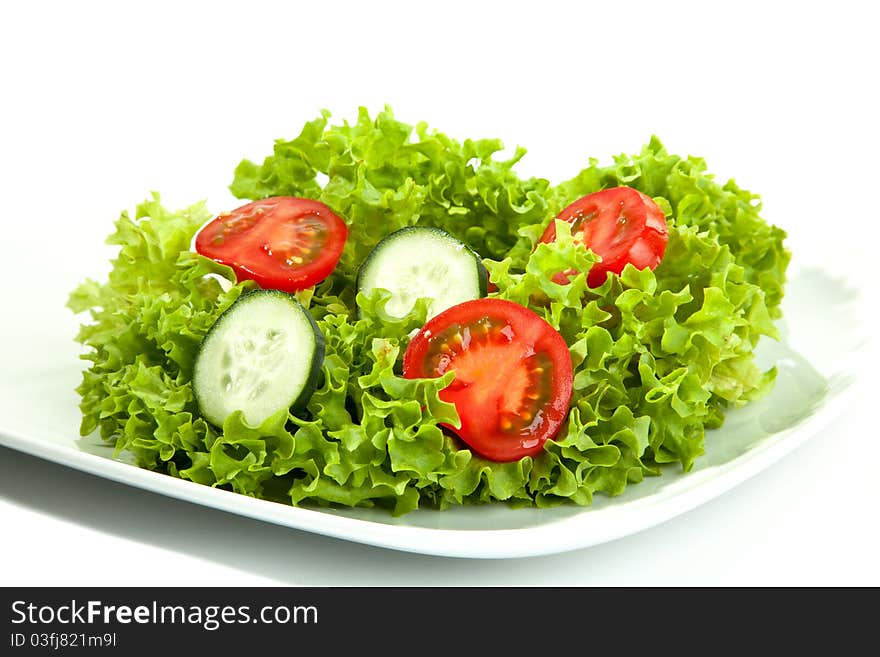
[1,0,878,585]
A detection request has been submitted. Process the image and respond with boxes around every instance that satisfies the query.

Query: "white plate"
[0,261,867,558]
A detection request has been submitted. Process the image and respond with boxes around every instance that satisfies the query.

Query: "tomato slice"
[195,197,348,292]
[538,186,668,287]
[403,298,573,462]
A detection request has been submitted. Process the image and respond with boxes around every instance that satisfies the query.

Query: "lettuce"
[230,106,550,305]
[69,108,789,514]
[68,194,252,469]
[549,137,790,317]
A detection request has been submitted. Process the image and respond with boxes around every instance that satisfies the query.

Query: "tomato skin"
[403,298,573,462]
[195,197,348,292]
[539,186,668,287]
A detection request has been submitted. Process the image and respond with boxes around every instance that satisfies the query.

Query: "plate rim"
[0,373,859,558]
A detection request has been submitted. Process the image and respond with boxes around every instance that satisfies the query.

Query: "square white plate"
[0,260,866,558]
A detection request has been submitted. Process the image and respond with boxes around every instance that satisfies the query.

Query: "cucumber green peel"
[68,107,789,515]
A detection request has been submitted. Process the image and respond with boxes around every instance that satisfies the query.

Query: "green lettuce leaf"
[68,194,252,469]
[549,136,790,317]
[230,105,552,308]
[69,108,789,514]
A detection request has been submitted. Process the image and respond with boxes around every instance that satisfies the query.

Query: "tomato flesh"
[403,299,573,462]
[539,186,668,287]
[195,197,347,292]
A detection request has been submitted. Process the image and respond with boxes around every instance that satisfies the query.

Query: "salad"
[68,107,789,515]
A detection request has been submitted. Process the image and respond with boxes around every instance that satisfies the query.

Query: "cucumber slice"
[357,227,488,319]
[193,290,324,428]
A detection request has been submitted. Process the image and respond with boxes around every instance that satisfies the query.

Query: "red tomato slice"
[403,298,573,462]
[195,197,348,292]
[538,186,668,287]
